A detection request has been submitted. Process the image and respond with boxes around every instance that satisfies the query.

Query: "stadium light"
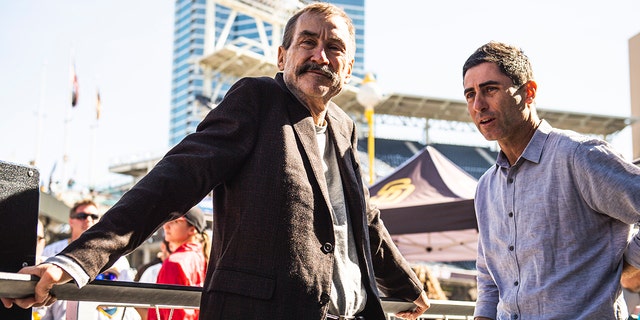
[356,73,383,184]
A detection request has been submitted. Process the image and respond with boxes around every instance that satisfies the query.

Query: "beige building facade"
[630,33,640,161]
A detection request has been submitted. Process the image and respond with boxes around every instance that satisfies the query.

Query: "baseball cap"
[183,207,206,233]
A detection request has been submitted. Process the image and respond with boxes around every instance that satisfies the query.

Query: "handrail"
[0,272,475,318]
[0,272,200,309]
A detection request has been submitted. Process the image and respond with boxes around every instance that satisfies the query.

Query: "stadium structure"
[112,0,635,183]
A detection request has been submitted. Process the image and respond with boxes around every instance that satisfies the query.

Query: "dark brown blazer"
[61,73,423,319]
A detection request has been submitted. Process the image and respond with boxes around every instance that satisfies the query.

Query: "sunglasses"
[71,212,100,220]
[95,272,117,281]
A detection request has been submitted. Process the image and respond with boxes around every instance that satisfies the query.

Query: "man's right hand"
[1,263,73,309]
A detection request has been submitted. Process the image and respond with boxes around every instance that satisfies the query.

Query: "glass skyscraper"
[169,0,365,146]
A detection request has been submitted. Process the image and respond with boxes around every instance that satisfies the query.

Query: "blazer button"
[322,242,334,254]
[320,293,330,305]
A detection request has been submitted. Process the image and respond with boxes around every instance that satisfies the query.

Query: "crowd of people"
[1,2,640,320]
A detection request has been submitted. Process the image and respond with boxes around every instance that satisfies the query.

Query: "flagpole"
[63,64,71,192]
[89,87,100,190]
[62,108,70,193]
[63,49,78,192]
[90,122,97,190]
[34,60,47,170]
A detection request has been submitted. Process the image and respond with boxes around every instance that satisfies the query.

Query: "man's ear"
[277,46,285,71]
[344,58,354,83]
[525,80,537,103]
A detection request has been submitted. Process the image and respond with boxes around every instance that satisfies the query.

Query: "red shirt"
[148,242,206,320]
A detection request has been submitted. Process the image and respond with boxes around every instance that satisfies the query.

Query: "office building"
[169,0,365,146]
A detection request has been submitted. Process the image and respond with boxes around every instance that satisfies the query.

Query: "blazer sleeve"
[347,124,423,301]
[57,78,264,280]
[365,184,424,301]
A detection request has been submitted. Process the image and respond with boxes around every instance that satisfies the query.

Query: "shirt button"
[508,212,514,217]
[320,293,330,305]
[322,242,334,254]
[508,245,514,251]
[513,315,519,319]
[508,178,514,183]
[514,281,519,286]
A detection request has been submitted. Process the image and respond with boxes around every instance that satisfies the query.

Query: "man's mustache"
[297,63,339,83]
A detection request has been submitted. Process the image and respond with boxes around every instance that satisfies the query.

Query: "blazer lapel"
[326,110,351,164]
[326,109,378,292]
[326,109,366,235]
[287,100,333,213]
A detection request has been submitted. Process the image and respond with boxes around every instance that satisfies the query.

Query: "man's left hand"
[395,290,430,320]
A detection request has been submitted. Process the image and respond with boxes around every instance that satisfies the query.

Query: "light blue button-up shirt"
[474,120,640,320]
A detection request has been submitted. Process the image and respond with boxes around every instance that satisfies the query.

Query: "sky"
[1,0,639,191]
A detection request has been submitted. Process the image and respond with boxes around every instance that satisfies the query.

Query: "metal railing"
[0,272,475,319]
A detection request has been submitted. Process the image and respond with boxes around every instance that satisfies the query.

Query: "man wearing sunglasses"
[39,200,133,320]
[42,199,101,259]
[43,200,132,278]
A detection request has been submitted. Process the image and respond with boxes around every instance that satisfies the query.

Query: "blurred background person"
[41,200,133,319]
[148,207,208,320]
[93,266,141,320]
[135,239,173,283]
[134,239,172,320]
[44,200,132,275]
[43,200,100,257]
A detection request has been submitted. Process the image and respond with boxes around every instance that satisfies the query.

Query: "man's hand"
[395,290,430,320]
[1,263,73,309]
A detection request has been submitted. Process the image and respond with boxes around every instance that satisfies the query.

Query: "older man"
[3,3,429,320]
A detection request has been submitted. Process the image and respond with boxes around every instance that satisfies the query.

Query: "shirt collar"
[496,119,552,168]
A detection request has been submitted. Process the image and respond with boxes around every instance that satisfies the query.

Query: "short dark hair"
[462,41,534,87]
[281,2,355,58]
[69,199,97,216]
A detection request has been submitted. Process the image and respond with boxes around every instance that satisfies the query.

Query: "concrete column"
[630,33,640,161]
